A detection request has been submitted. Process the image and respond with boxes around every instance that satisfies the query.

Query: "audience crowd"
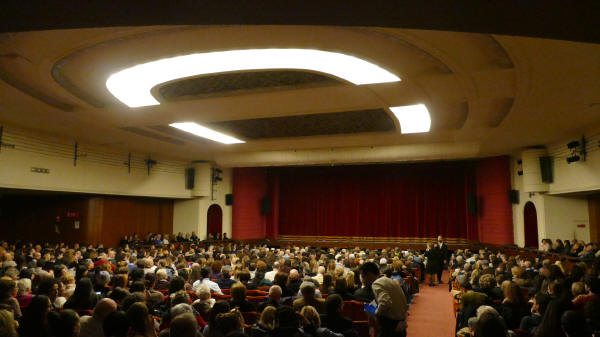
[450,244,600,337]
[0,233,419,337]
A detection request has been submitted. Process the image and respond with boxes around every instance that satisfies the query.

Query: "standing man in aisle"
[437,235,448,284]
[359,262,408,337]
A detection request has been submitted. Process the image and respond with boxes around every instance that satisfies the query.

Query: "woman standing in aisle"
[424,242,441,286]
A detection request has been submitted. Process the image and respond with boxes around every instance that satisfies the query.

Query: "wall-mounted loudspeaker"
[261,196,271,215]
[509,190,520,204]
[225,194,234,206]
[539,156,553,183]
[467,193,477,215]
[185,168,195,189]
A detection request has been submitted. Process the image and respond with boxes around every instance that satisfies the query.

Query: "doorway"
[524,201,539,248]
[207,204,223,238]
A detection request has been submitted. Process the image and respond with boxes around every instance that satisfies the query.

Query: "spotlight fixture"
[566,136,586,164]
[106,49,401,107]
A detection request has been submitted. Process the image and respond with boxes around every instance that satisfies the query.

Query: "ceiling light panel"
[390,104,431,134]
[169,122,245,144]
[106,49,401,107]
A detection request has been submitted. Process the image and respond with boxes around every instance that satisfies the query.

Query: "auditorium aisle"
[406,272,455,337]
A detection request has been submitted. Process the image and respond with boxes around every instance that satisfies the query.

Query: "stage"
[273,235,476,249]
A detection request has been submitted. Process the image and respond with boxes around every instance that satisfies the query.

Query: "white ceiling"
[0,25,599,166]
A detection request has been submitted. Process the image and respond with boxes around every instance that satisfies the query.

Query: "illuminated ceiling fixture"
[390,104,431,134]
[169,122,244,144]
[106,49,401,107]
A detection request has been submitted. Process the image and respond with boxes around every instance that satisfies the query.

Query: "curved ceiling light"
[390,104,431,134]
[169,122,244,144]
[106,49,401,107]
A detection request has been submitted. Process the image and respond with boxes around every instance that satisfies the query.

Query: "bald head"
[289,269,299,280]
[93,298,117,320]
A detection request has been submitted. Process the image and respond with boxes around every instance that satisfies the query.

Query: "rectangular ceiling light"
[390,104,431,134]
[169,122,245,144]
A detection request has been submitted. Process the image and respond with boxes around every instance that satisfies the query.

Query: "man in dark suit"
[437,235,448,284]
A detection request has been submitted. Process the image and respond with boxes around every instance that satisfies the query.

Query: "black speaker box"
[225,194,234,206]
[185,168,195,189]
[467,193,477,215]
[261,196,271,215]
[539,156,553,183]
[509,189,520,204]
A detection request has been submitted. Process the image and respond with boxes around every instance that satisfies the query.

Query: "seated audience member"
[193,268,223,295]
[215,311,245,336]
[192,283,215,319]
[573,277,600,312]
[79,298,117,337]
[499,281,529,330]
[320,294,354,336]
[301,305,344,337]
[259,285,282,312]
[271,306,311,337]
[289,269,303,295]
[154,269,170,291]
[332,278,354,301]
[64,277,99,311]
[473,311,509,337]
[37,277,65,310]
[571,281,586,298]
[217,266,237,290]
[169,312,202,337]
[19,295,53,337]
[320,274,334,295]
[108,287,130,309]
[520,293,551,334]
[17,277,33,309]
[46,309,80,337]
[158,303,197,337]
[203,301,231,337]
[560,310,591,337]
[265,263,280,283]
[251,306,276,337]
[230,283,257,312]
[294,283,325,314]
[126,302,156,337]
[274,272,295,298]
[0,309,18,337]
[248,271,272,290]
[475,274,502,301]
[0,279,21,318]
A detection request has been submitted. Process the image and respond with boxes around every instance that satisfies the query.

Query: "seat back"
[343,301,368,321]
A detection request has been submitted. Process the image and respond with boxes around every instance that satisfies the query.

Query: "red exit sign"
[66,211,79,218]
[577,224,586,228]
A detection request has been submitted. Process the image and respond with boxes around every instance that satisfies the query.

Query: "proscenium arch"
[105,48,401,107]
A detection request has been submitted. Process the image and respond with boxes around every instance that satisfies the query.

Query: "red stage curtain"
[274,162,478,240]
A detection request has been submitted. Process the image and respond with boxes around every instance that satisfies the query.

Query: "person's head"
[275,305,298,328]
[36,277,59,301]
[16,278,31,297]
[200,268,210,279]
[260,306,277,328]
[268,285,282,301]
[274,272,289,288]
[73,277,94,298]
[93,298,117,320]
[196,283,212,301]
[208,301,230,325]
[571,282,585,297]
[47,309,80,337]
[561,310,589,337]
[473,312,507,337]
[503,281,525,305]
[170,312,199,337]
[171,303,193,319]
[230,283,247,302]
[0,279,16,300]
[358,262,379,287]
[0,309,17,337]
[585,276,600,295]
[301,305,321,327]
[103,310,129,337]
[322,273,333,289]
[216,312,243,334]
[126,302,153,336]
[438,235,443,242]
[168,276,185,294]
[532,293,551,315]
[300,283,316,299]
[325,294,343,316]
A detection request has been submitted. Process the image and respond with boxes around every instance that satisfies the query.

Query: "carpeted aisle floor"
[406,272,455,337]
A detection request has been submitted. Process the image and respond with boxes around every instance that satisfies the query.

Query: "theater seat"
[343,301,368,321]
[212,293,232,300]
[242,311,260,325]
[247,295,267,304]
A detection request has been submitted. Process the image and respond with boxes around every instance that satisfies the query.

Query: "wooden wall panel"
[0,194,173,247]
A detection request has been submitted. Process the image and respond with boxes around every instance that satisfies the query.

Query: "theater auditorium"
[0,3,599,337]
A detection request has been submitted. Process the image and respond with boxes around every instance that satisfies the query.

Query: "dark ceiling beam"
[1,1,599,43]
